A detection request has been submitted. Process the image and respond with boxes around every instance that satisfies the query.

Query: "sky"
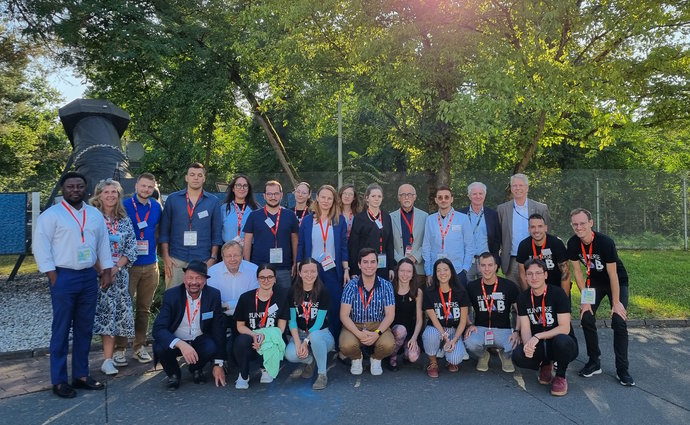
[46,65,86,105]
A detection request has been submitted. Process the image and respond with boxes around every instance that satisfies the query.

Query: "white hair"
[510,173,529,186]
[467,182,487,196]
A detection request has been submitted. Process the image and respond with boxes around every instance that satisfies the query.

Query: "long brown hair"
[393,257,418,300]
[337,184,361,214]
[293,257,324,306]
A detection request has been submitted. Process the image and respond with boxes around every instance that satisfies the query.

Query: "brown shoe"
[550,376,568,396]
[427,362,439,378]
[447,363,459,373]
[539,362,553,385]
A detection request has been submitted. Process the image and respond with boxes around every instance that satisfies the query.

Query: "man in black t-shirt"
[464,253,520,373]
[567,208,634,386]
[512,259,578,396]
[516,214,571,293]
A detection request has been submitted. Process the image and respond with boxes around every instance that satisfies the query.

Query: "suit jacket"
[458,206,501,261]
[496,198,550,272]
[153,284,226,361]
[348,210,395,278]
[296,213,349,282]
[390,207,428,275]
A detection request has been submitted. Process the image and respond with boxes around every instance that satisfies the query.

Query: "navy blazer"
[458,206,502,260]
[297,213,349,282]
[152,284,226,361]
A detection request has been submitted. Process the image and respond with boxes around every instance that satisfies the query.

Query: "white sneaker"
[134,346,153,363]
[260,368,273,383]
[112,349,128,367]
[463,352,470,361]
[436,348,445,359]
[370,358,383,376]
[235,373,249,390]
[499,350,515,373]
[350,358,363,375]
[101,359,118,375]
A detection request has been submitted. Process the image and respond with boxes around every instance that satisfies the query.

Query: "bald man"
[390,183,428,281]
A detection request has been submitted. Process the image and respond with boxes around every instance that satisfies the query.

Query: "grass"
[3,250,688,320]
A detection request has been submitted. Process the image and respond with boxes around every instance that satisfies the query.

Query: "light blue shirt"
[221,202,254,243]
[511,200,530,256]
[207,260,259,315]
[467,207,489,257]
[422,208,473,276]
[310,219,336,261]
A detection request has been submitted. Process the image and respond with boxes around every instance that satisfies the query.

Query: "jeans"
[275,268,293,291]
[580,285,630,372]
[285,328,335,374]
[422,325,467,366]
[512,333,578,377]
[465,326,515,358]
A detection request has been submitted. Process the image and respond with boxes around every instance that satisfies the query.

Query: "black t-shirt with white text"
[566,231,628,288]
[516,234,568,287]
[423,284,470,329]
[517,285,571,334]
[234,288,290,331]
[467,277,519,329]
[288,286,331,331]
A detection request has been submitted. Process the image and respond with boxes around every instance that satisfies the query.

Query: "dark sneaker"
[538,362,553,384]
[578,359,602,378]
[550,376,568,396]
[617,370,635,386]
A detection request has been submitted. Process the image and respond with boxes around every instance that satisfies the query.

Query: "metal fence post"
[596,177,600,232]
[684,174,688,251]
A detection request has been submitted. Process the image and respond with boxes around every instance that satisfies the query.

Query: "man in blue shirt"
[160,163,222,288]
[242,180,299,290]
[459,182,501,281]
[339,248,396,376]
[114,173,163,366]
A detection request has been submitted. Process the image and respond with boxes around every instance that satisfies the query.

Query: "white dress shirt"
[171,292,203,347]
[207,260,259,315]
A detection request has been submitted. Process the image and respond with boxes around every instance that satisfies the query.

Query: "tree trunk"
[506,110,547,199]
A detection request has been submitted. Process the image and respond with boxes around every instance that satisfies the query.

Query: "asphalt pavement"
[0,325,688,425]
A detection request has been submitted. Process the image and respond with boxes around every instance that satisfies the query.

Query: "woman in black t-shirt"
[421,258,470,378]
[233,264,289,389]
[284,258,335,390]
[387,258,423,371]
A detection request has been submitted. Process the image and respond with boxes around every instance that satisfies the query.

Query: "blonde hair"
[311,184,340,225]
[89,179,128,219]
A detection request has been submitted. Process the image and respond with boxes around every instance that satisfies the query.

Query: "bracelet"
[533,334,540,340]
[513,329,520,334]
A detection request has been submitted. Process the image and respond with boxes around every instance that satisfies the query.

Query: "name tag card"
[451,225,461,232]
[265,218,275,228]
[136,240,149,256]
[184,231,198,246]
[375,220,383,230]
[109,234,121,243]
[269,247,283,263]
[484,330,495,346]
[320,254,336,271]
[198,210,209,219]
[77,247,92,264]
[581,288,596,305]
[378,254,387,268]
[137,221,148,229]
[405,246,413,256]
[436,252,447,259]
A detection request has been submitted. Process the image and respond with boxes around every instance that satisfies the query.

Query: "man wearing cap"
[153,260,227,390]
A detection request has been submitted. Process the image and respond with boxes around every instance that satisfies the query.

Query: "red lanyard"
[186,192,200,230]
[105,217,119,251]
[255,290,273,328]
[233,202,247,237]
[185,297,201,336]
[580,233,594,288]
[359,285,375,312]
[481,278,498,328]
[368,209,383,253]
[400,208,414,247]
[530,285,548,326]
[131,197,150,239]
[62,201,86,243]
[264,207,282,248]
[302,297,313,330]
[531,238,546,260]
[437,210,455,251]
[318,219,330,252]
[346,212,353,238]
[294,207,307,225]
[439,287,453,326]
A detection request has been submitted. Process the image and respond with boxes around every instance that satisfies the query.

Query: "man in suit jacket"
[497,174,551,284]
[391,183,428,282]
[458,181,501,281]
[153,260,227,390]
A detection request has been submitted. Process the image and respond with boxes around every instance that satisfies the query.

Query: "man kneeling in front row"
[512,258,578,396]
[153,260,227,390]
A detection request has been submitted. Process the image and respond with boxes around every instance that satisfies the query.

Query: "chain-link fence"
[203,169,689,250]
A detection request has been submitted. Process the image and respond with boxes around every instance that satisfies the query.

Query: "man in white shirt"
[33,172,114,398]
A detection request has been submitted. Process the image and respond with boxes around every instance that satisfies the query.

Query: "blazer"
[390,207,428,276]
[152,284,226,361]
[496,198,551,273]
[296,213,349,283]
[348,209,395,278]
[458,206,501,261]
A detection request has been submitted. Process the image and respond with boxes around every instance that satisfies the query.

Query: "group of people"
[33,163,634,399]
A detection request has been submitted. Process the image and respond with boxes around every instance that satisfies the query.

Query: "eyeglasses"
[436,195,451,200]
[398,193,416,198]
[258,275,276,282]
[234,183,249,189]
[526,271,545,277]
[265,192,281,198]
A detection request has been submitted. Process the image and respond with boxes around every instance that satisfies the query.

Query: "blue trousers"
[155,334,217,377]
[49,267,98,385]
[318,266,342,346]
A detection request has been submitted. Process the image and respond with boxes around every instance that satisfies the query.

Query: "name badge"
[265,217,275,228]
[320,254,336,271]
[492,292,504,300]
[184,231,198,246]
[375,220,383,230]
[137,221,148,229]
[112,253,120,262]
[268,303,279,315]
[136,240,149,256]
[451,225,461,232]
[109,234,121,243]
[269,247,283,263]
[484,330,495,346]
[222,302,232,316]
[542,248,552,256]
[202,311,213,320]
[232,235,242,243]
[377,254,387,269]
[77,247,92,264]
[405,245,413,256]
[197,210,209,219]
[437,252,447,259]
[581,288,596,305]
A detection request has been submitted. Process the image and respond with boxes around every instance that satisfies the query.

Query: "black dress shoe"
[192,369,206,384]
[167,374,180,391]
[72,376,104,390]
[52,383,77,399]
[385,358,399,372]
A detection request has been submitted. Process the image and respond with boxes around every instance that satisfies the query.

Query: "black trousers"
[234,334,262,380]
[580,285,629,372]
[512,333,579,377]
[155,334,217,378]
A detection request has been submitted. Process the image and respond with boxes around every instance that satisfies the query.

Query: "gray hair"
[467,182,487,196]
[510,173,529,186]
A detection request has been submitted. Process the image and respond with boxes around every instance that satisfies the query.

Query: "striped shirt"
[341,276,395,323]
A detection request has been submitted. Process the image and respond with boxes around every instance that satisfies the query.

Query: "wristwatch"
[375,329,383,335]
[214,360,224,367]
